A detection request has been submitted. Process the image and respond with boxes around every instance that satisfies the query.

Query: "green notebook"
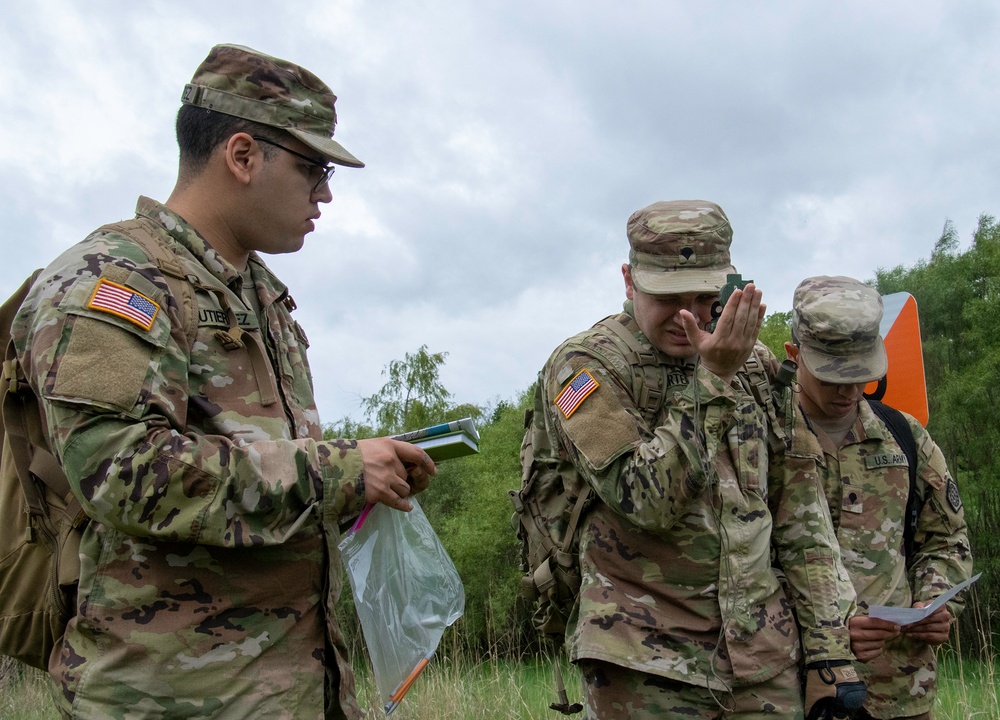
[393,418,480,461]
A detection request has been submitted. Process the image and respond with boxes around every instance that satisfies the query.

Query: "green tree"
[322,414,377,441]
[758,310,792,359]
[361,345,454,434]
[330,346,525,658]
[324,345,481,440]
[873,213,1000,654]
[426,391,532,655]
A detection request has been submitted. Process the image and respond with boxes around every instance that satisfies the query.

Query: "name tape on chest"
[198,308,257,329]
[555,369,599,419]
[864,452,909,470]
[87,278,160,331]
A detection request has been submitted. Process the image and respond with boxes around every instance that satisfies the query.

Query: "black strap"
[865,398,920,564]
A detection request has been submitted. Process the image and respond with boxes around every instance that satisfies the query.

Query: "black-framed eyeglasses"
[252,136,336,191]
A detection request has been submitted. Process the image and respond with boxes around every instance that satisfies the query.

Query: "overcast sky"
[2,1,997,425]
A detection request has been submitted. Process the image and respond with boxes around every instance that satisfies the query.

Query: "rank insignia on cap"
[555,369,599,419]
[87,278,160,331]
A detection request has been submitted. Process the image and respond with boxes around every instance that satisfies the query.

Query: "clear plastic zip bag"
[339,498,465,714]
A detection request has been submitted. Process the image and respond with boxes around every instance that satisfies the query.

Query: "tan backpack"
[509,315,680,714]
[0,219,197,670]
[0,269,84,670]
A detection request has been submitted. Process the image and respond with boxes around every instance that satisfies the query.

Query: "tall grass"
[346,621,584,720]
[1,622,996,719]
[0,657,58,720]
[935,586,1000,720]
[350,627,1000,720]
[936,653,999,720]
[354,653,583,719]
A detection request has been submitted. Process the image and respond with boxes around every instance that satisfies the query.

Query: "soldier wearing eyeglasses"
[12,44,434,719]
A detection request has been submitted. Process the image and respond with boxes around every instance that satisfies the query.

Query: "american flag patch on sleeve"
[86,278,160,331]
[554,369,599,419]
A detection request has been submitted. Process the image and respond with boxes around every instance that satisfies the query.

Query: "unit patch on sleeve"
[87,278,160,331]
[946,474,963,513]
[555,368,599,419]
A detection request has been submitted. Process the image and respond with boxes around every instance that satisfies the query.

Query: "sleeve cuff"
[693,362,740,400]
[317,444,366,526]
[801,626,853,663]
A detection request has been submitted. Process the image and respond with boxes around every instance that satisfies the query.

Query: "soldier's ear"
[784,341,798,362]
[622,264,635,300]
[223,133,258,187]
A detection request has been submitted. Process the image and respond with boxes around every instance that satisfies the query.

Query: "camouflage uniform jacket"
[787,399,972,718]
[542,307,852,691]
[12,196,367,720]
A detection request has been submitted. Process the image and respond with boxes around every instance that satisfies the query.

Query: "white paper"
[868,573,981,625]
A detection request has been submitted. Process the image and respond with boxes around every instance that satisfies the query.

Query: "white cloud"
[2,0,999,421]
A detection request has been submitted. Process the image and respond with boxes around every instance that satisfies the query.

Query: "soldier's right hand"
[357,438,436,512]
[848,614,900,662]
[902,603,952,646]
[680,282,765,383]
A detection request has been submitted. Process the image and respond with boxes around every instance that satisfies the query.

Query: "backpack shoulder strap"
[741,344,795,451]
[99,219,199,348]
[742,345,771,405]
[865,397,920,563]
[0,272,39,352]
[594,316,668,417]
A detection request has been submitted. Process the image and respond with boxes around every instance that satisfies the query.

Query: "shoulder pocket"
[556,365,640,471]
[59,272,172,347]
[50,274,170,414]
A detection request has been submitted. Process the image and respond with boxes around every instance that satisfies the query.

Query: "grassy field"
[0,658,57,720]
[3,650,997,720]
[935,649,1000,720]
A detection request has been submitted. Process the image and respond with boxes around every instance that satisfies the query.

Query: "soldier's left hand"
[848,615,899,662]
[680,283,765,383]
[405,458,433,494]
[902,603,953,645]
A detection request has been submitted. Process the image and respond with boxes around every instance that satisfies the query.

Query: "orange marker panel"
[864,292,928,426]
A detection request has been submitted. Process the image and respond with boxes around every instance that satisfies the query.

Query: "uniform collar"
[855,398,892,443]
[134,196,289,304]
[798,398,889,458]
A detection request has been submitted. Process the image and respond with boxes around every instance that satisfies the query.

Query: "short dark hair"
[175,105,286,175]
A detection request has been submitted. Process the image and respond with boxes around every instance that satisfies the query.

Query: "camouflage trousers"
[855,711,931,720]
[579,659,803,719]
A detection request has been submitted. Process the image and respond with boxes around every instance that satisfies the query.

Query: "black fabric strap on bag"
[865,398,920,564]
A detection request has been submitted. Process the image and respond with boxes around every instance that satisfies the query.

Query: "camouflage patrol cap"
[181,44,363,168]
[792,276,888,383]
[626,200,736,294]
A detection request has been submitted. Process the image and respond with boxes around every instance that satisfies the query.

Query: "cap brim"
[798,341,888,384]
[289,128,364,168]
[631,266,733,295]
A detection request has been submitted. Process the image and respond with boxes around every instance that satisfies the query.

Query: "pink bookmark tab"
[348,503,375,535]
